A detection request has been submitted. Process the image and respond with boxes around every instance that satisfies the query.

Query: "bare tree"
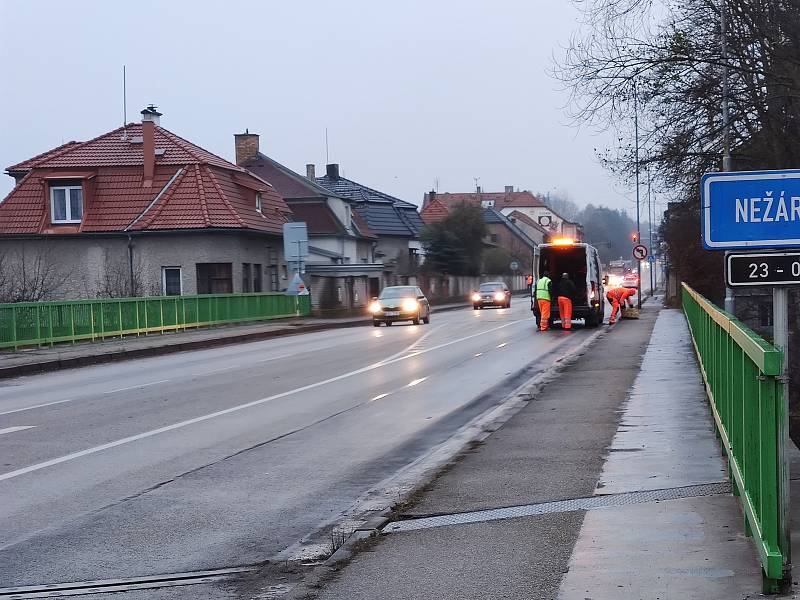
[0,243,72,303]
[95,254,158,298]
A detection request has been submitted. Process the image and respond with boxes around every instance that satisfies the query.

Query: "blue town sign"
[701,169,800,249]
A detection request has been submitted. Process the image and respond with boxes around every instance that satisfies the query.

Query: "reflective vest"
[535,276,552,301]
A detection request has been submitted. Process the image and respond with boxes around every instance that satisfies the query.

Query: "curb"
[0,303,472,380]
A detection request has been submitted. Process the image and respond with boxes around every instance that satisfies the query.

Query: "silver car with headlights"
[369,286,431,326]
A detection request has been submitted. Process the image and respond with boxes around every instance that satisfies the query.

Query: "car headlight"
[471,293,481,302]
[369,302,382,313]
[494,292,505,301]
[402,298,419,312]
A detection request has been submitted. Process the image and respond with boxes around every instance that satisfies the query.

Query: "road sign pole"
[773,286,791,577]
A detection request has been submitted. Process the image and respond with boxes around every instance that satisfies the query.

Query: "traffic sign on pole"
[701,169,800,249]
[510,260,519,272]
[632,244,648,260]
[726,252,800,287]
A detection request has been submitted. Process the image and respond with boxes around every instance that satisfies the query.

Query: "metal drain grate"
[0,567,256,598]
[385,481,731,533]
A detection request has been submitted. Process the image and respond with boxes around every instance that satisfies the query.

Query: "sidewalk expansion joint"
[385,481,731,533]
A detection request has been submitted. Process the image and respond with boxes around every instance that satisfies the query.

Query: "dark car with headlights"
[369,286,431,326]
[471,281,511,309]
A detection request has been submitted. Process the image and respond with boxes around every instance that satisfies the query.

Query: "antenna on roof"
[122,65,128,140]
[434,177,439,192]
[325,128,329,164]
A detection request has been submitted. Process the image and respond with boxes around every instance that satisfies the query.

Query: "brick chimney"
[140,105,161,187]
[234,130,260,166]
[505,185,514,193]
[423,190,436,209]
[306,164,316,180]
[326,163,340,180]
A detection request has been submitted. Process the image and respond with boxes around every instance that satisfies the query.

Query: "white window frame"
[162,266,183,296]
[255,193,263,213]
[50,185,83,224]
[481,200,495,208]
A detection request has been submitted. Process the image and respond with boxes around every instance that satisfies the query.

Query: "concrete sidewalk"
[283,302,768,600]
[0,300,472,379]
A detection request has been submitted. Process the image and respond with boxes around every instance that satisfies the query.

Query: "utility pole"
[647,167,654,295]
[721,0,736,315]
[634,80,642,309]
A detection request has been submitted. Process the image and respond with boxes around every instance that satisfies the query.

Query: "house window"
[196,263,233,294]
[162,267,182,296]
[481,200,495,208]
[490,234,498,243]
[255,193,263,213]
[51,185,83,223]
[242,263,252,292]
[253,264,262,292]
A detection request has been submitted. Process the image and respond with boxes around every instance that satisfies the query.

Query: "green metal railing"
[682,283,789,589]
[0,293,311,350]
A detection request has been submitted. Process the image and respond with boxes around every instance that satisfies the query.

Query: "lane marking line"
[497,343,507,348]
[103,380,170,395]
[0,318,527,483]
[0,399,73,416]
[195,365,240,376]
[474,353,483,357]
[0,426,36,436]
[407,378,427,387]
[371,393,389,401]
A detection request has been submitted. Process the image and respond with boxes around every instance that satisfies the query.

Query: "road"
[0,302,596,592]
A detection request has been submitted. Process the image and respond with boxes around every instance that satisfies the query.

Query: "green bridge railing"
[0,293,311,350]
[682,283,789,589]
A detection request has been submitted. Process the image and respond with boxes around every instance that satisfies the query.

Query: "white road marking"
[103,380,170,395]
[497,343,507,348]
[371,393,389,401]
[0,426,36,436]
[0,318,527,483]
[407,378,427,387]
[474,353,483,357]
[196,365,240,375]
[0,398,73,416]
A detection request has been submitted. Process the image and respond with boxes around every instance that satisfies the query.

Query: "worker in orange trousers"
[557,272,576,330]
[535,271,553,331]
[606,287,636,325]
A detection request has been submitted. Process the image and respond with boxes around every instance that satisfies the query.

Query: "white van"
[531,241,605,328]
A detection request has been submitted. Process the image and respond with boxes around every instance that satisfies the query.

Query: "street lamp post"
[721,0,735,315]
[634,80,642,309]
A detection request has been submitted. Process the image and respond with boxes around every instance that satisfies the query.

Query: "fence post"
[11,305,17,350]
[48,305,54,347]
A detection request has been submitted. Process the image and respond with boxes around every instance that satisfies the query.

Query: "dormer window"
[255,193,262,213]
[481,200,495,208]
[51,185,83,224]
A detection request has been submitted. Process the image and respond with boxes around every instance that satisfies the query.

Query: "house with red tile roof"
[421,187,583,241]
[233,133,385,309]
[0,107,293,299]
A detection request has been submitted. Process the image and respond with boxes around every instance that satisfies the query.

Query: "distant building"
[316,163,424,286]
[0,107,292,300]
[233,133,382,310]
[422,187,583,241]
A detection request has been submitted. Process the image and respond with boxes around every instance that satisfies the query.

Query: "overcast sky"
[0,0,637,215]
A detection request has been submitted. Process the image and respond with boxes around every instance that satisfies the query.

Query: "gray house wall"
[0,232,288,300]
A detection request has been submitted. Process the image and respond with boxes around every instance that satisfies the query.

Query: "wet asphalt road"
[0,302,595,589]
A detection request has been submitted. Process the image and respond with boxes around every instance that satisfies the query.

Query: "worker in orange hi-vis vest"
[606,287,636,325]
